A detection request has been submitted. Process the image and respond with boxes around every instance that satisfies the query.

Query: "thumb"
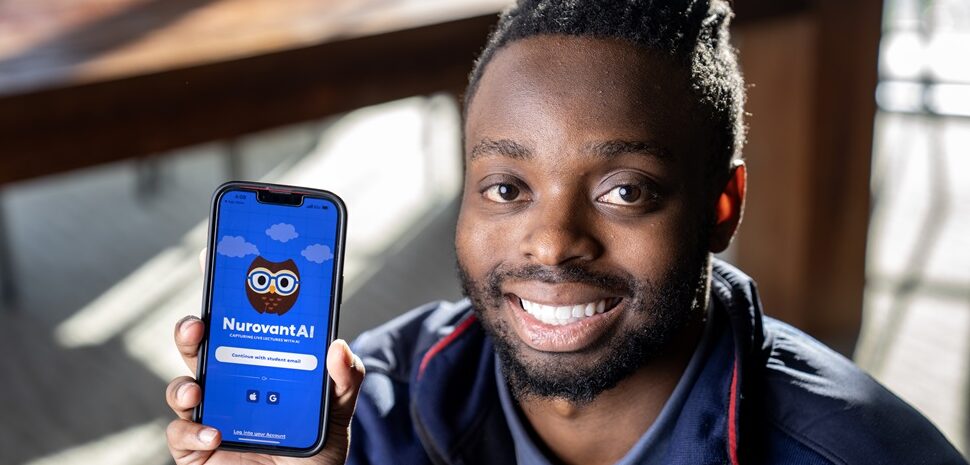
[321,339,365,456]
[328,339,365,422]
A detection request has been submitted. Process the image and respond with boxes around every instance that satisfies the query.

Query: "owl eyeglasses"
[247,267,300,296]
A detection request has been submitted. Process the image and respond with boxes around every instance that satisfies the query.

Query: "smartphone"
[194,181,346,456]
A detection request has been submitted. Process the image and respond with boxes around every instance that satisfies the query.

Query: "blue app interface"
[202,189,338,449]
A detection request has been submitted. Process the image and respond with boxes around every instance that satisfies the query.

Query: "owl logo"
[245,256,300,315]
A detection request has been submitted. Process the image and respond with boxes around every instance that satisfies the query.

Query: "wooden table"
[0,0,510,185]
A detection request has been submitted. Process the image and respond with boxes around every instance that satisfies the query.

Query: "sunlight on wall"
[855,0,970,455]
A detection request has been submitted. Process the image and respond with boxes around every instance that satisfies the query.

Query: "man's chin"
[484,313,658,405]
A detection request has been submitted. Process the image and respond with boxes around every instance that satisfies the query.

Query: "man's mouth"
[518,296,623,326]
[500,291,627,352]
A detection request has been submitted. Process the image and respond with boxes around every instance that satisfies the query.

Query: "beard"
[457,241,710,405]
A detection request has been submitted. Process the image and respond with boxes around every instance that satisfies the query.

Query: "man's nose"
[519,200,602,266]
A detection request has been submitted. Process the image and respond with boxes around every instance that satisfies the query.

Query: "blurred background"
[0,0,967,463]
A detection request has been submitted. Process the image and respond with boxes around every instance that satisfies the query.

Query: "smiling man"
[165,1,965,464]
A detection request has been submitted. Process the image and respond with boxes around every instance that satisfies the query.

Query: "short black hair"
[463,0,746,183]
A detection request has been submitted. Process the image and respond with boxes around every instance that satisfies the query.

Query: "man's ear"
[709,161,746,253]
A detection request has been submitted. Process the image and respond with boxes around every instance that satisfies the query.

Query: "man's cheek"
[604,224,677,273]
[458,217,511,274]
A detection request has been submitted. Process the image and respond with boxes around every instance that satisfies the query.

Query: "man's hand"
[165,250,365,464]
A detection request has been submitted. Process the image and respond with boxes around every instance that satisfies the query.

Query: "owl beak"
[269,283,277,294]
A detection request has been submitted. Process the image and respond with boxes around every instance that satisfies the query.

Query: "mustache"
[480,263,636,300]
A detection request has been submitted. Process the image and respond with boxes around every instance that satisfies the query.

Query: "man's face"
[456,36,714,403]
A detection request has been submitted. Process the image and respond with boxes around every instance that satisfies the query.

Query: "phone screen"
[199,187,341,451]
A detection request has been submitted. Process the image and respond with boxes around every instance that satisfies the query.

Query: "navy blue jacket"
[348,260,965,464]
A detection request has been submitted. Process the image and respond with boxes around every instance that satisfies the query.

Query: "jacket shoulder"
[761,318,965,465]
[351,299,472,381]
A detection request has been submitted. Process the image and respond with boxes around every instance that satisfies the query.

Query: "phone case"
[193,181,347,457]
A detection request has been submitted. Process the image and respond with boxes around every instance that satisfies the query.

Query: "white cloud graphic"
[266,223,299,242]
[217,236,259,258]
[301,244,333,264]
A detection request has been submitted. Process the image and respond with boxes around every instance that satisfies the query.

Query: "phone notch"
[256,189,304,206]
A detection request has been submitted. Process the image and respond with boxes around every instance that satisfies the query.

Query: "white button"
[214,346,318,371]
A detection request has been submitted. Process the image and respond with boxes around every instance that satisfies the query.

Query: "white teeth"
[519,297,617,325]
[571,305,583,318]
[541,305,554,320]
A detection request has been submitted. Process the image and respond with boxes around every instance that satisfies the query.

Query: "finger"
[329,339,365,398]
[166,376,201,420]
[167,419,220,463]
[315,340,365,462]
[327,339,365,428]
[175,316,204,373]
[198,248,207,274]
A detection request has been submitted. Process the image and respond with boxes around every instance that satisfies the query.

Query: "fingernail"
[343,345,356,369]
[199,428,217,444]
[179,318,196,336]
[177,382,191,399]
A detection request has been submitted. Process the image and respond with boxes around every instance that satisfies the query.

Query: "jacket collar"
[709,259,770,464]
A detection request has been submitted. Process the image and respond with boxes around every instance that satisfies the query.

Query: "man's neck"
[516,320,704,465]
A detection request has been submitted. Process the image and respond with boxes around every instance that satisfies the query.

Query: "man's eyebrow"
[469,138,533,160]
[584,140,671,161]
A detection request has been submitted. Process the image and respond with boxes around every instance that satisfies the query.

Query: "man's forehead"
[463,35,690,158]
[469,36,671,107]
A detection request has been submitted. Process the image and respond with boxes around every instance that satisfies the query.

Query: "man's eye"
[597,184,644,205]
[483,183,522,203]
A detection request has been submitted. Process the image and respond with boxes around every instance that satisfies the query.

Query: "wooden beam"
[732,0,882,354]
[803,0,882,354]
